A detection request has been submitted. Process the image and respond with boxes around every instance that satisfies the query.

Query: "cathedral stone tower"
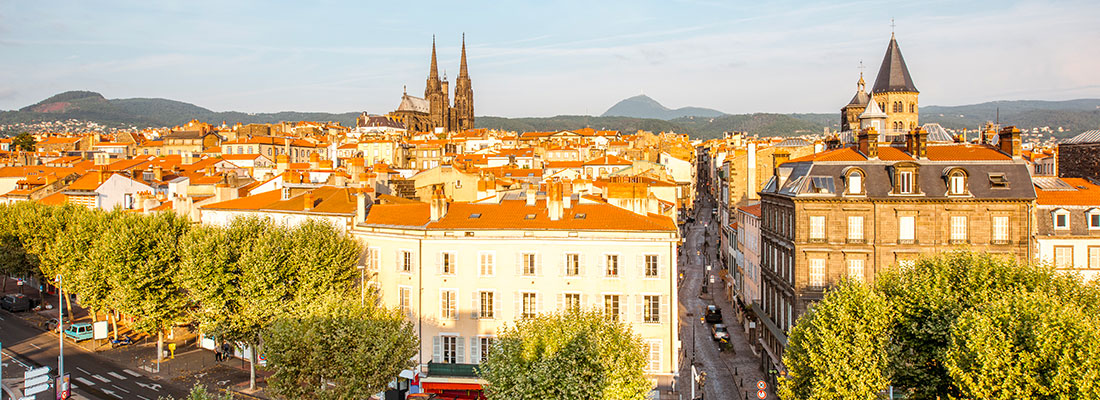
[425,37,448,132]
[869,33,919,132]
[452,34,475,131]
[841,71,870,131]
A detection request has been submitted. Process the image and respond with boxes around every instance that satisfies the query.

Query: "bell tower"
[453,33,475,131]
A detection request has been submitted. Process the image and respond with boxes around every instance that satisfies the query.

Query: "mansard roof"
[871,35,919,94]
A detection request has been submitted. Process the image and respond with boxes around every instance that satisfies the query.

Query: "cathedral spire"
[871,33,918,94]
[459,33,469,78]
[429,35,440,81]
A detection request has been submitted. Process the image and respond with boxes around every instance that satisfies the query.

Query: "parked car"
[40,317,67,331]
[711,323,730,341]
[1,294,39,312]
[63,323,93,342]
[704,304,723,323]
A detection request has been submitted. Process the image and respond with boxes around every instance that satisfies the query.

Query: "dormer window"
[892,163,920,195]
[845,169,864,195]
[899,171,913,194]
[947,169,968,196]
[1089,209,1100,230]
[1053,209,1070,230]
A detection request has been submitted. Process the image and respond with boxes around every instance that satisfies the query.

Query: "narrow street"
[677,154,773,400]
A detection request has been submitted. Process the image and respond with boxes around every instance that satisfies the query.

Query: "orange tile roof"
[546,161,584,169]
[264,186,357,214]
[583,155,632,166]
[877,146,915,161]
[68,172,110,191]
[38,191,67,205]
[738,204,761,217]
[202,190,282,210]
[364,199,676,231]
[787,147,865,163]
[1035,178,1100,206]
[925,144,1010,161]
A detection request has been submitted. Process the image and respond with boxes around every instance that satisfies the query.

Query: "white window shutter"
[582,294,589,309]
[437,252,444,275]
[471,338,481,364]
[657,255,664,279]
[635,295,644,322]
[514,292,521,319]
[456,337,465,364]
[471,292,480,319]
[619,296,628,322]
[578,254,586,276]
[636,254,645,278]
[660,295,669,324]
[536,293,543,314]
[494,293,500,320]
[516,253,523,276]
[559,253,567,277]
[557,293,564,312]
[395,250,402,272]
[432,336,441,363]
[536,253,543,276]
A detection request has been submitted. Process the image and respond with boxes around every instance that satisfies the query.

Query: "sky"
[1,0,1098,117]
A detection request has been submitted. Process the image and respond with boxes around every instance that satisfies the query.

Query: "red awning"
[422,382,483,391]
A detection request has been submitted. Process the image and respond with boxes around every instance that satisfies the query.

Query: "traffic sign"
[757,380,767,390]
[24,366,49,379]
[57,373,71,400]
[757,389,767,399]
[25,382,50,396]
[26,373,49,387]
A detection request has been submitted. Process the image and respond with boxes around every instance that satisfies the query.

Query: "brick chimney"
[430,185,448,222]
[356,187,373,223]
[547,180,564,221]
[772,150,790,176]
[562,181,573,209]
[526,184,537,206]
[309,153,320,170]
[303,192,314,211]
[857,128,878,159]
[908,127,928,159]
[999,126,1022,159]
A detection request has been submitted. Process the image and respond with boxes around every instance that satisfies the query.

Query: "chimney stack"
[772,150,790,177]
[907,127,928,159]
[981,122,997,145]
[857,128,879,159]
[356,187,373,223]
[303,192,314,211]
[526,184,537,206]
[276,154,289,173]
[563,181,573,209]
[548,180,564,221]
[999,126,1022,158]
[430,185,448,222]
[309,153,320,170]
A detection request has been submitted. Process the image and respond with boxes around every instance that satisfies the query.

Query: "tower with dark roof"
[869,33,919,132]
[452,33,475,132]
[840,70,871,131]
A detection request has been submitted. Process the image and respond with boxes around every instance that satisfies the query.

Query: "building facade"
[756,127,1035,382]
[1033,177,1100,281]
[389,36,474,134]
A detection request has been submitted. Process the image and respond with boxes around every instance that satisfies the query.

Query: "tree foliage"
[778,281,893,400]
[480,309,652,400]
[13,132,36,151]
[262,292,417,400]
[779,251,1100,400]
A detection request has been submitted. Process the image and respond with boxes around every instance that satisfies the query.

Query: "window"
[1054,210,1070,230]
[847,170,863,194]
[605,254,619,277]
[848,216,864,242]
[479,291,495,319]
[643,295,660,323]
[809,216,826,240]
[809,258,825,288]
[522,253,537,276]
[910,103,916,113]
[398,286,411,314]
[366,247,380,272]
[441,336,458,364]
[645,255,659,277]
[441,290,457,320]
[847,258,864,282]
[1090,247,1100,269]
[1090,210,1100,230]
[647,340,661,372]
[401,250,413,273]
[479,252,494,276]
[899,171,913,194]
[949,172,966,195]
[521,292,538,319]
[989,174,1009,189]
[564,293,581,311]
[951,216,968,242]
[993,216,1009,243]
[1055,246,1074,269]
[479,337,494,363]
[898,215,915,243]
[565,253,580,276]
[604,295,620,321]
[440,252,455,275]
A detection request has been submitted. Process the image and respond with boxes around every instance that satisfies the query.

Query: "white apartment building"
[1034,177,1100,281]
[352,182,680,394]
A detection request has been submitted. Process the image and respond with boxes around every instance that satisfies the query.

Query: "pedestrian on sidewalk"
[221,342,232,361]
[215,345,223,362]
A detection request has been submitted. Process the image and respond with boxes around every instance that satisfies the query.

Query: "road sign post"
[56,373,70,400]
[24,366,51,397]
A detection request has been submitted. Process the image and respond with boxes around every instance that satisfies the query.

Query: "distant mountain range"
[602,95,725,120]
[3,91,1099,140]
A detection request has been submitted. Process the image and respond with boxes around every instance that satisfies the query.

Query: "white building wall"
[1036,237,1100,281]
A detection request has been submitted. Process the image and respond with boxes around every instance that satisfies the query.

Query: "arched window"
[846,169,864,195]
[909,103,916,113]
[947,168,968,195]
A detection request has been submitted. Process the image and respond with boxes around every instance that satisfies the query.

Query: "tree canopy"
[480,309,652,400]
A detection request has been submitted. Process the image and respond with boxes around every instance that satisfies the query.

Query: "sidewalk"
[1,275,271,398]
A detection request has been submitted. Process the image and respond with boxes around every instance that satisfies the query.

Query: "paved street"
[1,309,190,400]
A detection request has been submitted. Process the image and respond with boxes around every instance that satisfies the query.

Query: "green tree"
[944,290,1100,399]
[876,252,1062,399]
[12,132,36,151]
[778,281,894,400]
[480,309,652,400]
[157,384,235,400]
[262,292,417,400]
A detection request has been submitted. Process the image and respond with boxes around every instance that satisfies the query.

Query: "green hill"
[601,95,726,120]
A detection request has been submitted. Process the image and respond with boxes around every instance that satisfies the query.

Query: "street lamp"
[357,265,365,306]
[57,274,65,382]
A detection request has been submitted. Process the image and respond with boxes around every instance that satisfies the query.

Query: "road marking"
[137,395,151,400]
[123,369,142,377]
[92,374,110,383]
[76,366,92,375]
[107,371,127,380]
[111,384,130,393]
[74,376,96,386]
[101,388,123,399]
[28,343,41,349]
[136,382,161,391]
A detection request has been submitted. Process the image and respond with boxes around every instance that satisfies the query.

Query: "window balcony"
[846,238,866,245]
[807,238,826,244]
[949,239,969,245]
[896,239,916,245]
[991,239,1012,245]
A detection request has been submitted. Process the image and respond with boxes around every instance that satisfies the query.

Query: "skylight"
[524,214,536,220]
[574,213,587,219]
[469,213,481,219]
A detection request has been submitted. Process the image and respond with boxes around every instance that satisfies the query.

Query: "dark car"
[711,323,730,341]
[704,304,723,323]
[1,294,39,312]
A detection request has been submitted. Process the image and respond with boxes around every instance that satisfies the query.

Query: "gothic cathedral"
[840,33,919,133]
[390,35,475,134]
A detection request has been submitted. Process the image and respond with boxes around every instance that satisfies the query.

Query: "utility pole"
[58,274,65,380]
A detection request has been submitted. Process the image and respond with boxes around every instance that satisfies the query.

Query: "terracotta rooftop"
[1035,178,1100,206]
[363,199,676,231]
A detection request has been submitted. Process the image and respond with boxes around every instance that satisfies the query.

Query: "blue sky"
[1,0,1098,117]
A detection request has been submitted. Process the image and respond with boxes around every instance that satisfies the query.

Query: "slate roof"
[871,35,918,94]
[1063,130,1100,144]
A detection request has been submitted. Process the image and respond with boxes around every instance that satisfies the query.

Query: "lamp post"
[357,265,365,306]
[58,274,64,381]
